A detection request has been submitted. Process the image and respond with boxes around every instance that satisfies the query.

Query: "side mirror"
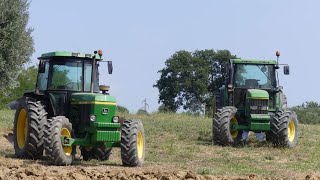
[283,65,290,75]
[107,61,113,74]
[39,60,46,73]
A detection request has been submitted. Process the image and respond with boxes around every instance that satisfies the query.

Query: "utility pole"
[141,98,149,112]
[203,102,206,117]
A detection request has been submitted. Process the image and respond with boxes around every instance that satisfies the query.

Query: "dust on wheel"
[44,116,75,165]
[120,119,145,167]
[271,110,299,148]
[213,106,242,146]
[13,97,47,159]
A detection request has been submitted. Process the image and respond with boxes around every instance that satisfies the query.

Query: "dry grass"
[129,113,320,176]
[0,109,14,130]
[1,110,320,177]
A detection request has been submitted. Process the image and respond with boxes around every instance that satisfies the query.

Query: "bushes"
[117,105,129,114]
[291,101,320,124]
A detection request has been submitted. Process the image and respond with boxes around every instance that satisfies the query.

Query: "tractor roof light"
[276,50,281,65]
[98,49,103,57]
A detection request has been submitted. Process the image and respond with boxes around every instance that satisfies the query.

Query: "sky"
[28,1,320,113]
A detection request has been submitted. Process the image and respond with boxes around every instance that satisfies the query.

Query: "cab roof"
[38,51,103,60]
[231,59,277,65]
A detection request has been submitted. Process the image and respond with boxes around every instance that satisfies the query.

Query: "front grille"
[250,99,268,114]
[69,104,91,135]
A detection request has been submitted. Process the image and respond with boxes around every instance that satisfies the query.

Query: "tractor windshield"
[234,64,275,89]
[37,58,99,92]
[49,61,83,91]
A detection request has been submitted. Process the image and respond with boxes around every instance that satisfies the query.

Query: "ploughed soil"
[0,130,319,180]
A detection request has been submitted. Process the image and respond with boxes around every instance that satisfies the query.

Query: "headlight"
[112,116,119,123]
[90,115,96,122]
[260,106,268,110]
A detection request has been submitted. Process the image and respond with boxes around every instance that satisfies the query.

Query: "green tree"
[0,65,37,108]
[158,104,172,113]
[154,49,236,113]
[0,0,34,91]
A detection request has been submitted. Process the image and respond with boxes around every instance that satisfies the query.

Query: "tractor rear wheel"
[215,92,222,113]
[13,97,47,159]
[81,147,112,161]
[270,110,299,148]
[44,116,75,165]
[120,119,145,167]
[213,106,242,146]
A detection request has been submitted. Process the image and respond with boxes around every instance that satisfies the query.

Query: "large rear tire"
[120,119,145,167]
[213,106,242,146]
[13,97,47,159]
[271,110,299,148]
[44,116,75,165]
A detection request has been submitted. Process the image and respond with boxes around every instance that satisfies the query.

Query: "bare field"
[0,110,320,179]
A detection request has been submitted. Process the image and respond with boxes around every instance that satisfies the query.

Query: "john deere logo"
[102,108,109,115]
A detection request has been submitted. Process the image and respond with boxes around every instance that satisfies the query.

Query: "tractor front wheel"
[213,106,242,146]
[44,116,75,165]
[13,97,47,159]
[120,119,145,167]
[271,110,299,148]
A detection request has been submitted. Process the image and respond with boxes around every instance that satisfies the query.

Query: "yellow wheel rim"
[230,117,239,139]
[288,120,296,142]
[61,128,72,156]
[137,131,144,159]
[17,109,28,149]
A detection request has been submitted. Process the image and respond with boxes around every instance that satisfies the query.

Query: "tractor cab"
[35,51,112,117]
[231,59,279,110]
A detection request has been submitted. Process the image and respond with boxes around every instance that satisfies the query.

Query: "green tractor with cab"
[12,50,145,166]
[213,51,298,148]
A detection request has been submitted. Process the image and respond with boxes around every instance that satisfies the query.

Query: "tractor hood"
[246,89,269,100]
[70,93,116,105]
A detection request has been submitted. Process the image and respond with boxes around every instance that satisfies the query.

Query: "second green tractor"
[213,52,299,148]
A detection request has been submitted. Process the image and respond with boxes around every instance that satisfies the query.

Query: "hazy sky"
[28,1,320,112]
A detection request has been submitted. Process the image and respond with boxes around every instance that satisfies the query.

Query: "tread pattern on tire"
[213,106,241,146]
[44,116,74,165]
[215,92,221,113]
[120,119,145,167]
[14,97,47,159]
[270,110,299,148]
